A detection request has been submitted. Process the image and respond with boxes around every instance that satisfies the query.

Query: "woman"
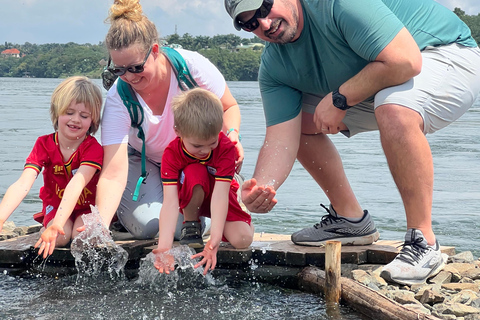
[98,0,244,239]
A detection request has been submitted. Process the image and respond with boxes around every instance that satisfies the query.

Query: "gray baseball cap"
[225,0,263,30]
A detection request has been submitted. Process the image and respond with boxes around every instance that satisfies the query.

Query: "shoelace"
[313,204,344,229]
[396,237,429,265]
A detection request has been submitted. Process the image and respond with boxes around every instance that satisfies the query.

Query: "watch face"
[333,93,347,110]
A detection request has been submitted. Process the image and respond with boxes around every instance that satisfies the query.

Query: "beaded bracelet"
[226,128,242,141]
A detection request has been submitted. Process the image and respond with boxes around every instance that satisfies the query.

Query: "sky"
[1,0,479,45]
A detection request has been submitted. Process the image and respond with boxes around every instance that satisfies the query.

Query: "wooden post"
[325,240,341,304]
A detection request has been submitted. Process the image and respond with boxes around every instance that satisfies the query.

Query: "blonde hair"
[105,0,159,52]
[50,76,102,135]
[172,88,224,140]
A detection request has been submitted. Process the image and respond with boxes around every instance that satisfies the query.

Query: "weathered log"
[298,266,441,320]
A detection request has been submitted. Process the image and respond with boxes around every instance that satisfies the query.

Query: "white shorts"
[302,43,480,137]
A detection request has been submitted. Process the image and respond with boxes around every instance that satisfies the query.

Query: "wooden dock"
[0,231,455,277]
[0,230,456,320]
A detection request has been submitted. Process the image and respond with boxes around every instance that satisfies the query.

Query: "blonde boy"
[154,88,254,275]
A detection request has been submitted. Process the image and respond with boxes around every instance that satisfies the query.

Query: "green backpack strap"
[116,47,198,201]
[117,79,147,202]
[162,47,198,91]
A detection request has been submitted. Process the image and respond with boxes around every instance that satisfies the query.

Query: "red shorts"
[33,206,90,227]
[177,163,252,226]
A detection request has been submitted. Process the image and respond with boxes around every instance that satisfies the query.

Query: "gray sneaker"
[179,221,204,249]
[380,229,446,286]
[291,204,380,246]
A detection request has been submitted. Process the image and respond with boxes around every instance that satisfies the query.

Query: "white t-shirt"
[101,49,226,163]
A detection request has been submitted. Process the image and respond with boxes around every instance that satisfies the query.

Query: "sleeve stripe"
[24,163,41,173]
[162,179,178,185]
[215,176,233,182]
[80,161,102,171]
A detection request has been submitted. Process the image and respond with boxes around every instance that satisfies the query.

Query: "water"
[0,77,479,319]
[70,206,128,277]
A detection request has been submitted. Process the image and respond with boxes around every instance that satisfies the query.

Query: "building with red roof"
[1,48,21,58]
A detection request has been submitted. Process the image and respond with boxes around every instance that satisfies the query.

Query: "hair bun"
[109,0,143,22]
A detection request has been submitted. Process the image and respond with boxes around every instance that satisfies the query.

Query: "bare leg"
[298,112,363,218]
[51,219,73,247]
[223,221,254,249]
[183,185,204,222]
[376,105,435,245]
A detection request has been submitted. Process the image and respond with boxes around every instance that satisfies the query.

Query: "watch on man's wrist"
[332,89,352,111]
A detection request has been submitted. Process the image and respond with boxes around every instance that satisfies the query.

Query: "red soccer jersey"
[161,132,235,185]
[25,133,103,225]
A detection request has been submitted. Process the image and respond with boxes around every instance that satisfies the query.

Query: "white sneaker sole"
[380,259,446,286]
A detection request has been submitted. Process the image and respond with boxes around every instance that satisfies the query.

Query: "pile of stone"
[0,221,41,241]
[349,251,480,320]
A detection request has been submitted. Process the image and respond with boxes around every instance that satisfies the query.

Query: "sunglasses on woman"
[108,47,152,76]
[237,0,274,32]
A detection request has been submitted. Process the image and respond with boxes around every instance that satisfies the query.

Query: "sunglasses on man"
[237,0,274,32]
[107,47,152,76]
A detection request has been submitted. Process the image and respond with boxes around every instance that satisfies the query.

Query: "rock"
[448,290,480,305]
[462,269,480,281]
[446,263,477,274]
[442,283,480,292]
[391,290,420,305]
[1,221,16,233]
[419,288,445,305]
[0,232,18,241]
[403,303,431,315]
[430,270,453,285]
[442,303,480,317]
[13,226,28,236]
[449,252,476,264]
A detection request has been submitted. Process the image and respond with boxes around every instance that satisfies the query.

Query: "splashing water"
[137,245,215,292]
[70,205,128,278]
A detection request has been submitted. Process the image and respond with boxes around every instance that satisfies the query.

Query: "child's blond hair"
[172,88,223,140]
[50,76,102,135]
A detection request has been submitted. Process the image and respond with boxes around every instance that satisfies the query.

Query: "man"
[225,0,480,285]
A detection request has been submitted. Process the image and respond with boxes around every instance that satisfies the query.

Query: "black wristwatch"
[332,89,352,111]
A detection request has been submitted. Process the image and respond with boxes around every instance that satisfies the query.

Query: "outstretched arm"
[153,185,180,274]
[0,168,37,232]
[95,143,129,228]
[35,164,97,258]
[192,180,230,275]
[241,113,302,213]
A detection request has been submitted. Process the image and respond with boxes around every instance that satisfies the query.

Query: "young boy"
[0,76,103,258]
[153,88,254,275]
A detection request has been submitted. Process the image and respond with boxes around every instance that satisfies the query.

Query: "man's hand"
[313,92,346,134]
[241,178,277,213]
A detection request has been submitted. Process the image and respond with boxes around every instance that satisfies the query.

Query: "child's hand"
[152,248,175,274]
[35,225,65,259]
[191,240,219,275]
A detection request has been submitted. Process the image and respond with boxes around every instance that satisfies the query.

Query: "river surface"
[0,77,479,319]
[1,77,479,255]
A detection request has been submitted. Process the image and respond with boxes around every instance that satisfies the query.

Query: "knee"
[228,230,254,249]
[123,218,159,240]
[375,104,424,136]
